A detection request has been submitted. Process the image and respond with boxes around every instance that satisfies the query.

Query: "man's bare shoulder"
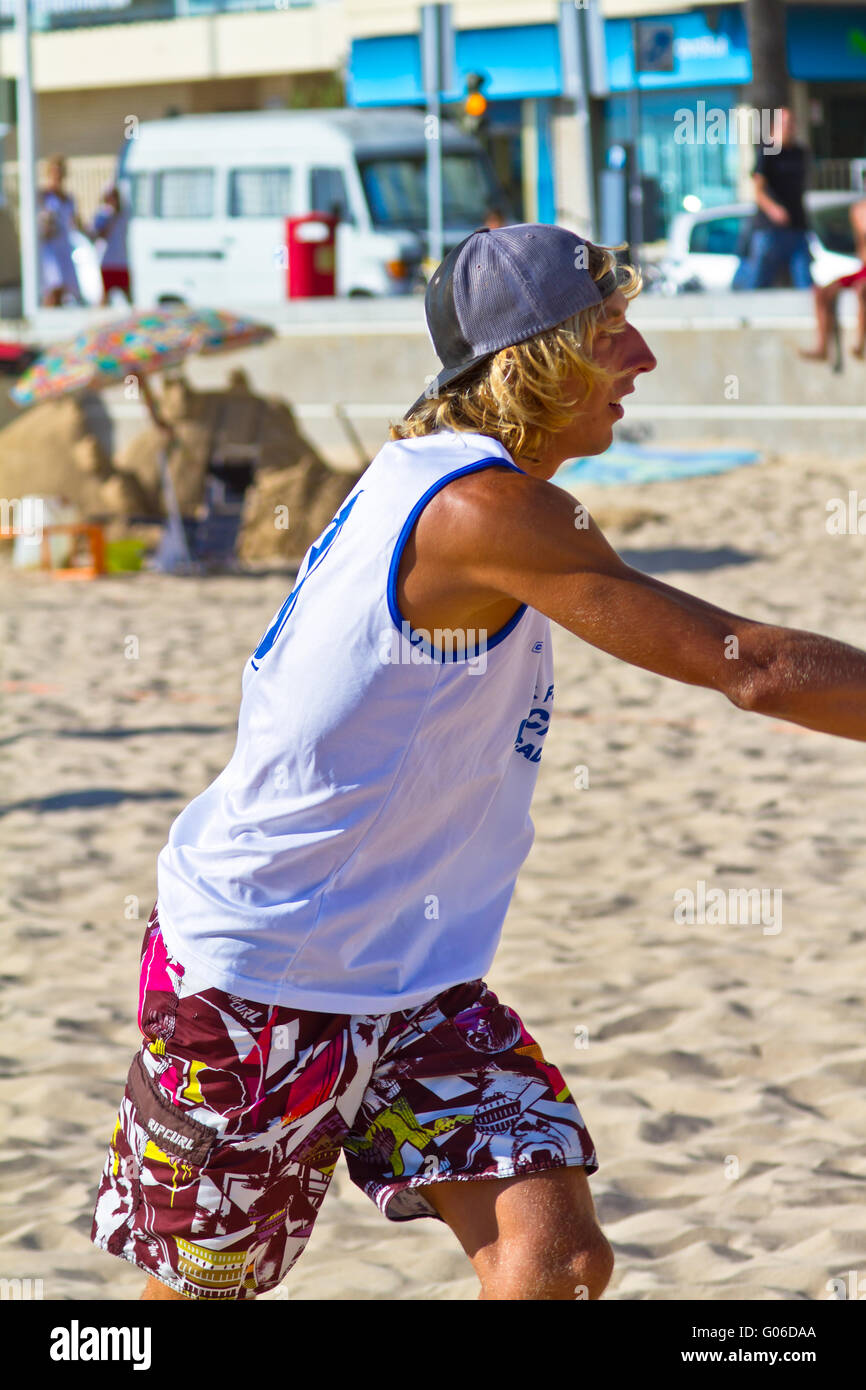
[417,464,612,576]
[422,464,574,539]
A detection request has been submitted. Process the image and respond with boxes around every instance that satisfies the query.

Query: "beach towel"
[558,443,761,489]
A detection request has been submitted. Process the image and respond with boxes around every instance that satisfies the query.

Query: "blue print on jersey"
[250,491,363,669]
[514,682,554,763]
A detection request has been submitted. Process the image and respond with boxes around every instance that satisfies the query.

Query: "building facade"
[0,0,864,231]
[346,1,866,238]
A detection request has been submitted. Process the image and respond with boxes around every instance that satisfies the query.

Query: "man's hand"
[753,173,790,227]
[406,469,866,743]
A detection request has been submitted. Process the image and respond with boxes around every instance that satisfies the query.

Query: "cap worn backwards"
[406,222,618,418]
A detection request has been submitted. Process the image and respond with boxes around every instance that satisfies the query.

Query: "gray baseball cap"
[406,222,618,418]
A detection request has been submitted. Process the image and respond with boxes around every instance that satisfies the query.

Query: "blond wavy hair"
[391,241,641,463]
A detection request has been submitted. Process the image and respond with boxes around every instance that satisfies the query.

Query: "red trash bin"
[285,213,338,298]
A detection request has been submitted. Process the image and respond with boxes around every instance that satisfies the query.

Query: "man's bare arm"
[438,471,866,742]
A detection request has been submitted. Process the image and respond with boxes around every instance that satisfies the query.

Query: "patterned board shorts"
[91,905,598,1300]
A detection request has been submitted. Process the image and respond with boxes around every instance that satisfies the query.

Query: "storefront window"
[604,87,744,237]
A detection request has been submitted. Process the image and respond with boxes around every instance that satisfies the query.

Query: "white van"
[119,108,508,305]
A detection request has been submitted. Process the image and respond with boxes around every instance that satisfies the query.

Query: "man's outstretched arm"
[615,563,866,740]
[438,470,866,743]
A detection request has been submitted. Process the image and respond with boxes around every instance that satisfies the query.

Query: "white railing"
[810,158,866,194]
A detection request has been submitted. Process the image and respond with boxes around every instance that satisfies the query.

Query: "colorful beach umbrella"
[10,305,273,405]
[10,306,275,572]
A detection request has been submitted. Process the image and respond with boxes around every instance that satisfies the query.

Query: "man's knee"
[570,1230,615,1299]
[140,1274,193,1301]
[480,1228,614,1301]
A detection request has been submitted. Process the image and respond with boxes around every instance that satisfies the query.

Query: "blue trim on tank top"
[386,456,528,660]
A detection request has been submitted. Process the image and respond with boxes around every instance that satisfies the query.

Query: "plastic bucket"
[105,538,147,572]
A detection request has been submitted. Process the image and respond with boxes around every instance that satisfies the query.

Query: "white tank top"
[156,430,555,1012]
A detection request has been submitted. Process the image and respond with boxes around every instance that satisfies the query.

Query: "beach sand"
[1,448,865,1301]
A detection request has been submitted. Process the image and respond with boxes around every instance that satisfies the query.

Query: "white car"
[659,191,862,292]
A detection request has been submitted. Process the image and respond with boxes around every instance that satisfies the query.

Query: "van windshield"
[358,152,500,231]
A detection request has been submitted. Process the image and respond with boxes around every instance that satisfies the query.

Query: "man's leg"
[425,1166,613,1300]
[732,249,755,291]
[141,1276,191,1301]
[344,983,606,1300]
[800,282,841,360]
[749,231,780,289]
[788,231,814,291]
[852,282,866,358]
[92,912,353,1302]
[140,1274,255,1300]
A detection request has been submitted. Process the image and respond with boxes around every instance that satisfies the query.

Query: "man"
[735,108,812,290]
[92,224,866,1302]
[799,197,866,363]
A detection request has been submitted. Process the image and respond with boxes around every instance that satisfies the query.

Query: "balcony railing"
[0,0,334,31]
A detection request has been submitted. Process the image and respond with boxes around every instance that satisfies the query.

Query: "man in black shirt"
[735,108,812,290]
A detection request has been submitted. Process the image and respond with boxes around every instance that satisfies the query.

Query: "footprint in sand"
[596,1007,681,1041]
[639,1112,714,1144]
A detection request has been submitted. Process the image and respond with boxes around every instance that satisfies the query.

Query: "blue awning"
[788,5,866,81]
[348,24,563,106]
[348,6,866,110]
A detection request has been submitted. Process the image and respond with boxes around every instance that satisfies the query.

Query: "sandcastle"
[0,369,362,566]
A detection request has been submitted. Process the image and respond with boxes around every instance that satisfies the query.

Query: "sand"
[1,447,865,1301]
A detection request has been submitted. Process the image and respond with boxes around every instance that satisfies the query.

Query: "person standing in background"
[92,184,131,305]
[735,108,812,291]
[38,155,85,307]
[799,198,866,363]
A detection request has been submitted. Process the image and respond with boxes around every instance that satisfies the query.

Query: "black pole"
[744,0,789,111]
[628,22,644,263]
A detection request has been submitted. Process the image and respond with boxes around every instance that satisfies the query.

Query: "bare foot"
[851,344,865,359]
[798,348,827,361]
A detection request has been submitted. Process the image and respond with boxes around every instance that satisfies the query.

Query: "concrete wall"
[3,292,865,465]
[0,8,347,92]
[149,293,866,464]
[345,0,560,40]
